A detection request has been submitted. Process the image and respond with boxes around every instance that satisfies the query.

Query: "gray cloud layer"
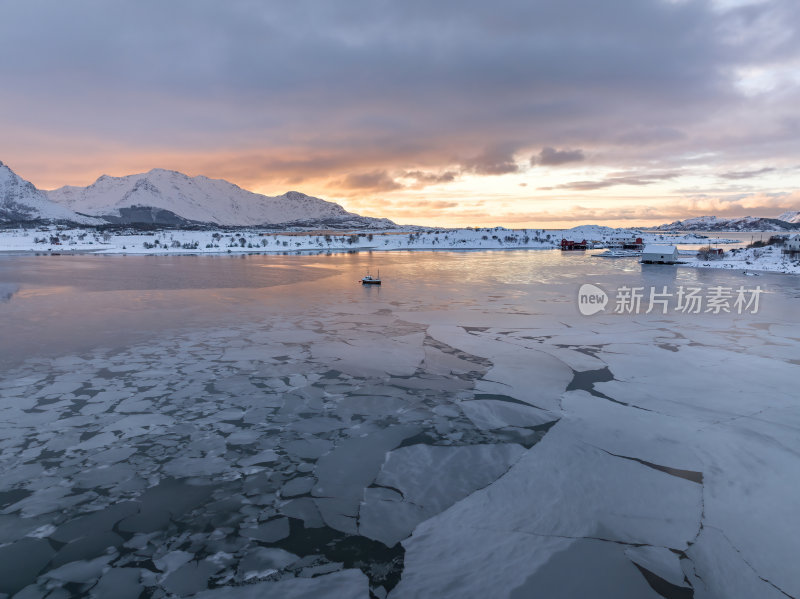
[533,147,586,166]
[1,0,799,193]
[719,167,777,179]
[543,171,680,191]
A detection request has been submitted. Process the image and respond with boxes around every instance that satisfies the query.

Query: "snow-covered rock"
[0,161,103,225]
[47,168,391,227]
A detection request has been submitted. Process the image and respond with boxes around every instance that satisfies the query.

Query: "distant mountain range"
[1,161,394,228]
[3,159,799,231]
[655,215,800,232]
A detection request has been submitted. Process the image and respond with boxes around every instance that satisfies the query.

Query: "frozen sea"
[0,250,798,599]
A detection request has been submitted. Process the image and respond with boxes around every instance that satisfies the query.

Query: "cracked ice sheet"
[310,332,426,377]
[426,325,572,410]
[392,420,703,599]
[567,333,800,595]
[459,399,555,431]
[623,546,687,589]
[359,443,526,547]
[594,343,798,421]
[397,310,559,330]
[553,328,800,596]
[509,538,664,599]
[685,527,790,599]
[560,390,703,472]
[525,344,609,371]
[312,425,420,533]
[691,412,800,596]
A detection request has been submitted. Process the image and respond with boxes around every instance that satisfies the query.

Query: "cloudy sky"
[1,0,798,226]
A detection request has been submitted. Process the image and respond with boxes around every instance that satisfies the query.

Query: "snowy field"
[0,224,730,256]
[12,224,799,276]
[0,251,798,598]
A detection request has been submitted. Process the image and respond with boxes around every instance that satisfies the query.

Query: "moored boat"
[362,270,381,285]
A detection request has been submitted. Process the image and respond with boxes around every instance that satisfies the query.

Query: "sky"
[1,0,799,228]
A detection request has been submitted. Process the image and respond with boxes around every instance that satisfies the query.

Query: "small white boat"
[361,270,381,285]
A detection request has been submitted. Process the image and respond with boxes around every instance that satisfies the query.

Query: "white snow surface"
[47,168,360,226]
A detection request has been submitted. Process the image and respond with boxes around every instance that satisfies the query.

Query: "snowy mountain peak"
[283,191,312,200]
[46,168,384,227]
[1,162,103,225]
[143,168,201,183]
[778,211,800,224]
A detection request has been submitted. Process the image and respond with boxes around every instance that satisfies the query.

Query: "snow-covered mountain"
[47,168,393,227]
[656,215,800,232]
[0,161,103,225]
[778,211,800,224]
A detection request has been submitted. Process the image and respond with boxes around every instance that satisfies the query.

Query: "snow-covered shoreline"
[0,227,554,255]
[681,244,800,275]
[0,224,737,256]
[7,223,795,274]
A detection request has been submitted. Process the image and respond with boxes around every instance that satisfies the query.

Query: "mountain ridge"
[1,161,104,225]
[47,168,378,227]
[654,215,800,232]
[1,162,394,228]
[4,160,799,230]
